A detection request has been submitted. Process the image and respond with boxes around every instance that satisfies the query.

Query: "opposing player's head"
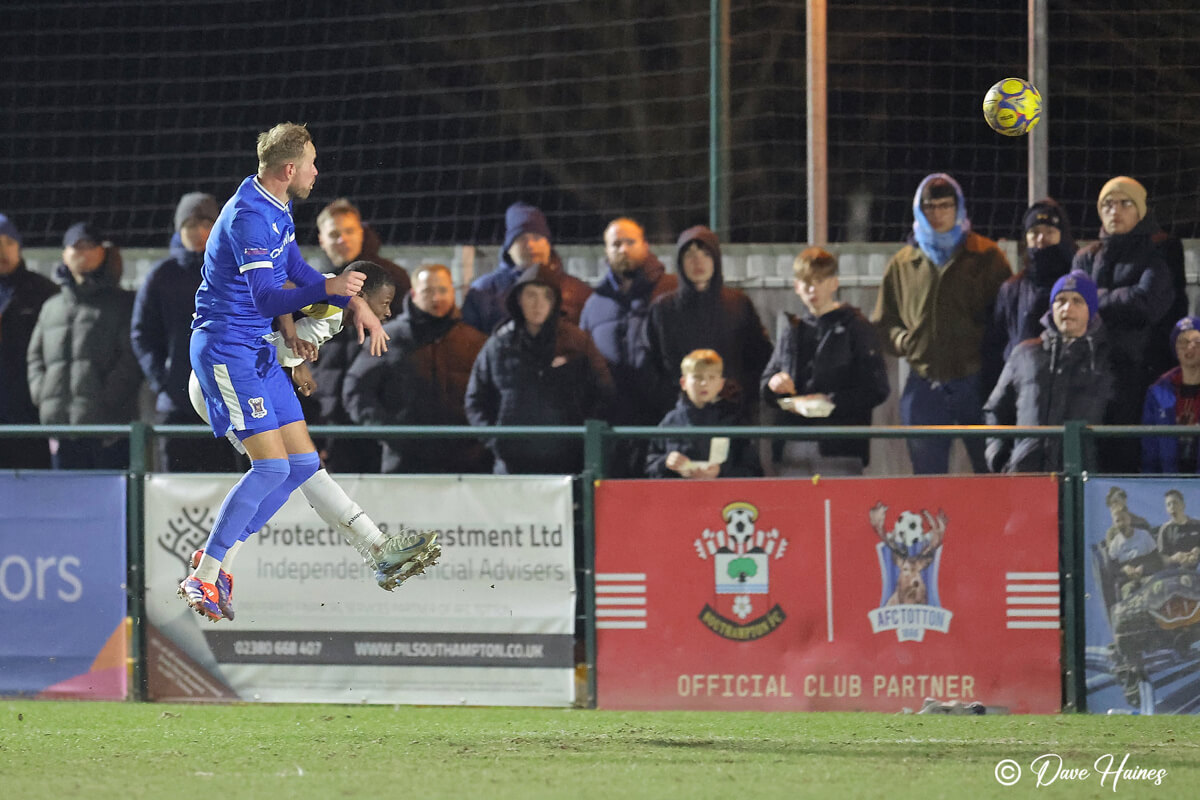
[346,261,395,321]
[257,123,317,200]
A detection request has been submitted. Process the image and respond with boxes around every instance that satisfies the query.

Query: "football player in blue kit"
[181,122,439,622]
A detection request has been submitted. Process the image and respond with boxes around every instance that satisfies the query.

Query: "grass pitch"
[1,701,1197,799]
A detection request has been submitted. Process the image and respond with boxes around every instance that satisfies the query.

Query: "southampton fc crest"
[867,502,953,642]
[695,501,789,641]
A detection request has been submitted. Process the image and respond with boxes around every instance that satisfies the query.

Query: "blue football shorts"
[189,329,303,442]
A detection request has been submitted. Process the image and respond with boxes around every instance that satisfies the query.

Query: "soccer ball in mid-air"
[982,77,1042,136]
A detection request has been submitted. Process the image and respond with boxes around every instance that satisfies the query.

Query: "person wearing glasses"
[872,173,1012,474]
[1074,176,1175,472]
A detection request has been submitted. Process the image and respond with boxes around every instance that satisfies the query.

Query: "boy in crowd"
[762,247,889,476]
[1142,316,1200,473]
[646,349,761,479]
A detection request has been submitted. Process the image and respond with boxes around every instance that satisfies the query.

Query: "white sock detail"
[221,541,244,574]
[194,554,222,584]
[300,469,386,558]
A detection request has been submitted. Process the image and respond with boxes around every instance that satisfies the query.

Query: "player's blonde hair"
[793,246,838,281]
[680,348,723,376]
[257,122,312,173]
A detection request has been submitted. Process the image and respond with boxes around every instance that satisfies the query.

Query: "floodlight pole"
[806,0,829,245]
[709,0,731,239]
[1028,0,1049,203]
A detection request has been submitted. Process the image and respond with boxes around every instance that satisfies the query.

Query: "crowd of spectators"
[0,171,1194,478]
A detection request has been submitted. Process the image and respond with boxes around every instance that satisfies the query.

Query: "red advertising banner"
[595,476,1061,713]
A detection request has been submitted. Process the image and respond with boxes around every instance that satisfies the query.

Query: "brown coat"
[872,232,1012,382]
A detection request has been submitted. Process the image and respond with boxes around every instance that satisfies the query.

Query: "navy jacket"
[0,260,58,424]
[645,394,762,478]
[579,253,677,425]
[1141,368,1200,474]
[465,271,613,474]
[131,235,205,416]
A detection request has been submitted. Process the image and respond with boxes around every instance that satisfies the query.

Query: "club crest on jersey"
[867,502,953,642]
[248,397,267,419]
[695,501,789,641]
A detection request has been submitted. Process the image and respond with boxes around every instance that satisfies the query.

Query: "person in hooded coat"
[642,225,772,420]
[27,222,141,469]
[461,201,592,334]
[984,271,1113,473]
[343,263,490,474]
[132,192,239,471]
[871,173,1013,474]
[982,198,1076,394]
[465,267,613,474]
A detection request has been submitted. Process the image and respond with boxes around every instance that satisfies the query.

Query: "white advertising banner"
[143,474,576,706]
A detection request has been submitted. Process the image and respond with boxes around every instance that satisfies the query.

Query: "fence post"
[126,421,149,701]
[580,420,610,708]
[1060,420,1087,711]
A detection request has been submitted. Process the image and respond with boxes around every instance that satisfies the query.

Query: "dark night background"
[1,0,1197,249]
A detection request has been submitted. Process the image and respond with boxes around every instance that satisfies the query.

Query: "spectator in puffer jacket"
[132,192,239,472]
[646,349,761,479]
[580,217,678,476]
[343,263,490,474]
[461,201,592,334]
[1142,316,1200,474]
[465,266,612,474]
[27,222,141,469]
[761,247,889,476]
[0,212,58,469]
[984,271,1113,473]
[1074,176,1174,471]
[982,198,1075,394]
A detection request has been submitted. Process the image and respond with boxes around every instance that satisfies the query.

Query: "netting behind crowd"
[2,1,1197,247]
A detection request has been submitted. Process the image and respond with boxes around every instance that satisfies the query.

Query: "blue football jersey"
[193,175,311,341]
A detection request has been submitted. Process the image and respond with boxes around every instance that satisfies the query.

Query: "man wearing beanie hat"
[27,221,140,469]
[132,191,237,472]
[0,213,59,469]
[983,199,1076,391]
[461,201,591,334]
[984,270,1113,473]
[1074,175,1176,471]
[1142,316,1200,473]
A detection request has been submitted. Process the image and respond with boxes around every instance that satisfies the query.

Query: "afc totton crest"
[694,501,789,641]
[248,396,267,419]
[867,502,953,642]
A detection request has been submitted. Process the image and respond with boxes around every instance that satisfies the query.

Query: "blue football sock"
[239,451,322,541]
[202,457,290,562]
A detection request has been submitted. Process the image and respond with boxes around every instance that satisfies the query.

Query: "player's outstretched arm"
[344,295,390,356]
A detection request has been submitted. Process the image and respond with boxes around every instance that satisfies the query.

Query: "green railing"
[3,420,1195,710]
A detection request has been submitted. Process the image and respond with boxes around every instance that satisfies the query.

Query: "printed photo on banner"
[1083,477,1200,714]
